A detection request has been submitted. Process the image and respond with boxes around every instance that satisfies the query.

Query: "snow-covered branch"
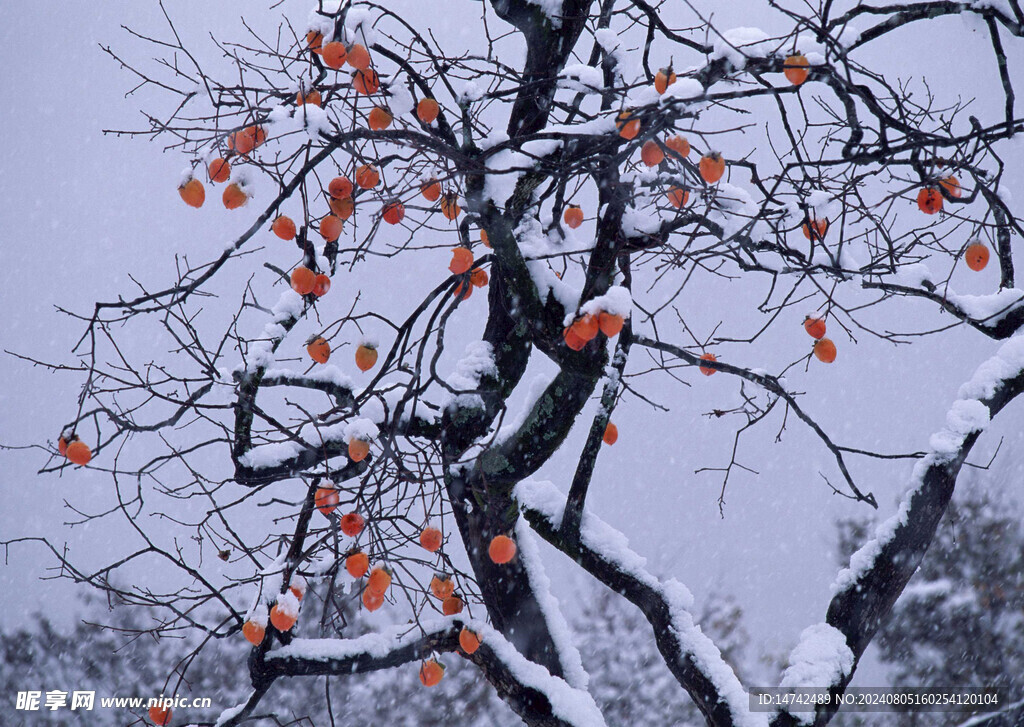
[515,480,765,727]
[814,335,1024,725]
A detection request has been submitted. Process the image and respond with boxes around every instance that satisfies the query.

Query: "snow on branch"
[515,480,767,727]
[818,334,1024,723]
[259,616,606,727]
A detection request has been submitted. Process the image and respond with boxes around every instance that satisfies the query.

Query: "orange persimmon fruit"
[699,352,718,376]
[420,526,443,552]
[450,247,474,274]
[178,178,205,208]
[348,439,370,462]
[813,338,837,363]
[804,316,827,339]
[208,157,231,183]
[291,266,317,295]
[965,242,990,271]
[315,487,339,516]
[699,152,725,184]
[307,336,331,364]
[272,215,296,240]
[340,512,365,537]
[488,535,517,564]
[784,54,810,85]
[322,41,347,70]
[417,98,440,124]
[355,344,378,372]
[346,551,369,578]
[563,204,584,229]
[419,659,444,687]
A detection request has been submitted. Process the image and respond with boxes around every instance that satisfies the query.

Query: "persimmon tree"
[13,0,1024,725]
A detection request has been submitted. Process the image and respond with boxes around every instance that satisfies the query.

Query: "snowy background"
[1,0,1023,719]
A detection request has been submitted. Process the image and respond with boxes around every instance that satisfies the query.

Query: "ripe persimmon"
[340,512,365,537]
[346,551,369,578]
[362,587,385,611]
[641,140,665,167]
[665,135,690,158]
[784,54,810,85]
[382,201,405,225]
[148,706,172,726]
[328,176,353,199]
[470,267,489,288]
[917,187,943,215]
[367,566,391,595]
[940,176,962,199]
[430,574,455,600]
[459,628,481,655]
[367,106,392,130]
[315,487,339,516]
[296,88,322,107]
[804,316,827,339]
[450,247,474,274]
[222,182,248,210]
[288,574,307,601]
[346,43,371,71]
[306,30,324,55]
[178,178,205,208]
[313,274,331,297]
[563,325,587,351]
[667,186,689,209]
[58,435,71,456]
[440,193,461,220]
[452,277,471,299]
[269,603,297,632]
[322,41,347,70]
[442,594,464,615]
[421,178,441,201]
[242,620,265,646]
[329,196,355,220]
[319,214,343,242]
[598,312,624,337]
[654,67,677,94]
[603,421,618,445]
[291,266,317,295]
[355,344,378,372]
[965,242,990,271]
[208,157,231,184]
[66,440,92,466]
[419,659,444,687]
[352,68,380,95]
[307,336,331,364]
[802,217,828,241]
[617,110,640,140]
[813,338,837,363]
[417,98,440,124]
[420,526,443,552]
[699,352,718,376]
[480,229,490,248]
[355,164,379,189]
[563,204,584,229]
[272,215,296,240]
[699,152,725,184]
[488,535,516,564]
[228,125,266,156]
[571,314,599,342]
[348,438,370,462]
